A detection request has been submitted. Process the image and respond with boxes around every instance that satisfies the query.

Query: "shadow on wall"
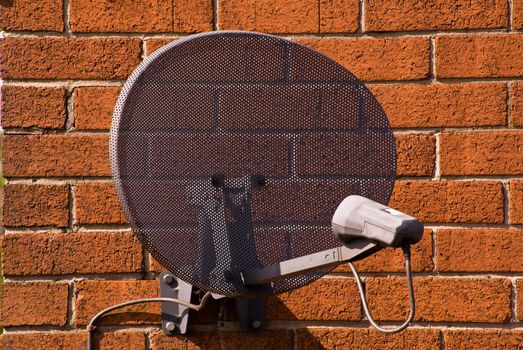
[87,294,326,349]
[0,0,13,7]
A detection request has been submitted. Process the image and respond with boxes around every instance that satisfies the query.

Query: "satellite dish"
[88,31,423,348]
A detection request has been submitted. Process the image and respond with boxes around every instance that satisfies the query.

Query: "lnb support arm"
[242,195,424,334]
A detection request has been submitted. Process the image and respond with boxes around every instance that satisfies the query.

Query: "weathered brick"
[4,134,110,177]
[74,280,158,326]
[1,86,67,129]
[510,181,523,224]
[334,228,433,273]
[145,38,178,56]
[297,328,441,350]
[74,279,222,326]
[436,34,523,78]
[437,229,523,272]
[150,330,294,350]
[74,86,120,130]
[0,37,141,80]
[1,282,68,326]
[445,330,523,350]
[518,279,523,320]
[365,0,507,32]
[440,131,523,175]
[70,0,172,32]
[320,0,359,33]
[1,231,142,276]
[515,0,523,30]
[395,134,435,177]
[389,180,504,224]
[0,0,63,31]
[75,182,127,225]
[267,277,360,320]
[173,0,213,32]
[366,277,511,323]
[370,83,507,128]
[219,0,319,33]
[3,184,69,227]
[295,37,430,81]
[0,332,145,350]
[218,0,359,33]
[149,135,290,178]
[511,82,523,127]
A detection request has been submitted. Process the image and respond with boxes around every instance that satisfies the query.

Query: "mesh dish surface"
[111,31,396,297]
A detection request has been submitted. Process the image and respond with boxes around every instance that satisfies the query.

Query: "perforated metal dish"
[110,31,395,297]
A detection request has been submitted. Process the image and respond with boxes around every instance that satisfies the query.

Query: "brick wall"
[1,1,523,349]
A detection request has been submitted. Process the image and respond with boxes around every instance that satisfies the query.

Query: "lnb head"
[332,195,423,248]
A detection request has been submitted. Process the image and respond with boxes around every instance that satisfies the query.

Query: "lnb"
[332,195,424,248]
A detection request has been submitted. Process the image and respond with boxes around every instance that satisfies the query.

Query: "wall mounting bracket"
[159,271,193,335]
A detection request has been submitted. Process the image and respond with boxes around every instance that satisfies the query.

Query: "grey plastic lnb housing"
[332,195,423,247]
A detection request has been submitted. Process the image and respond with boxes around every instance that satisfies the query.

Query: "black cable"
[348,244,415,333]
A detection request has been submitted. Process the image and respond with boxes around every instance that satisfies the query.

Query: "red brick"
[518,279,523,320]
[267,277,360,320]
[440,131,523,175]
[74,86,120,130]
[436,34,523,78]
[437,229,523,272]
[1,231,142,276]
[150,330,294,350]
[70,0,172,32]
[4,134,110,177]
[297,328,441,350]
[515,0,523,30]
[370,83,507,128]
[1,282,68,326]
[173,0,213,32]
[295,37,430,81]
[2,184,69,227]
[365,0,507,32]
[0,37,141,80]
[389,180,504,224]
[1,86,66,129]
[445,330,523,350]
[149,135,290,178]
[74,280,158,326]
[75,182,127,225]
[334,228,433,273]
[396,134,435,177]
[510,180,523,224]
[511,82,523,127]
[75,279,222,326]
[366,277,511,323]
[0,332,145,350]
[0,0,63,31]
[218,0,319,33]
[320,0,359,33]
[145,38,179,56]
[218,0,359,33]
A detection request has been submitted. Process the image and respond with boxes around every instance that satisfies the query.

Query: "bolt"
[165,321,176,332]
[251,320,262,329]
[162,274,175,285]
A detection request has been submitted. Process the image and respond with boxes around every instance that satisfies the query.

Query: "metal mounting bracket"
[235,296,267,332]
[159,271,193,335]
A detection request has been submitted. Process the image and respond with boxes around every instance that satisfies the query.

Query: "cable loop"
[348,244,415,334]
